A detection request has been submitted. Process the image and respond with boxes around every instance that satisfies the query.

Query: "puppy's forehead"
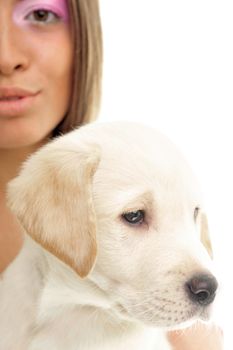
[87,122,201,202]
[91,122,194,180]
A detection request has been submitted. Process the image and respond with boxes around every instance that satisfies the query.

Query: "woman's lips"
[0,90,40,117]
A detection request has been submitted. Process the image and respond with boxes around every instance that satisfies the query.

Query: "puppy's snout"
[185,274,218,306]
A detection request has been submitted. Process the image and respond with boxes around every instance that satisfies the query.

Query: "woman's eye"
[122,210,145,225]
[25,9,60,24]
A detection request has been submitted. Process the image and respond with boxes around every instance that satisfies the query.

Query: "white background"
[99,1,232,348]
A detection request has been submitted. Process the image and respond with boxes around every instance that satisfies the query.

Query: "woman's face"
[0,0,73,149]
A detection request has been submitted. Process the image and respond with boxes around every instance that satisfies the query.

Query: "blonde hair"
[54,0,102,136]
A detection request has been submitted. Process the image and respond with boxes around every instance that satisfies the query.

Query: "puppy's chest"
[31,313,171,350]
[33,281,171,350]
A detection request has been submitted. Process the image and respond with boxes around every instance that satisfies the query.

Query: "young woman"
[0,0,102,273]
[0,1,223,349]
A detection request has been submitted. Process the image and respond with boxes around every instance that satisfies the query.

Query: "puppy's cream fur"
[1,122,216,350]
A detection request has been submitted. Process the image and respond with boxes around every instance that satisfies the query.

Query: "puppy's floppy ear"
[200,213,213,259]
[7,138,101,278]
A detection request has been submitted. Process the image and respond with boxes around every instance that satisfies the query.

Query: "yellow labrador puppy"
[1,122,217,350]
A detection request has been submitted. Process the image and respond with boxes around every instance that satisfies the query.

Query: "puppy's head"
[7,121,217,329]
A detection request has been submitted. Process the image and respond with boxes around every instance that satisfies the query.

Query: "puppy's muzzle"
[185,274,218,306]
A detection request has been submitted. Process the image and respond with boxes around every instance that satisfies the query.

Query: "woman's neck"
[0,149,28,190]
[0,146,38,273]
[0,139,48,195]
[0,140,51,273]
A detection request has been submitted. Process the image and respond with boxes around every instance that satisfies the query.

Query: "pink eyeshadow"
[13,0,70,26]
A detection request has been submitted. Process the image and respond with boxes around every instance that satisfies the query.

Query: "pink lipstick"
[0,87,40,117]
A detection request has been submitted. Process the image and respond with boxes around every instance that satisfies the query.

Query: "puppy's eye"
[194,207,200,221]
[122,210,145,225]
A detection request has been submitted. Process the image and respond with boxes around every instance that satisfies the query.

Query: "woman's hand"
[167,322,224,350]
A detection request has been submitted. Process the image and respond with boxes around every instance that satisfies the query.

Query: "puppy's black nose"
[186,274,218,306]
